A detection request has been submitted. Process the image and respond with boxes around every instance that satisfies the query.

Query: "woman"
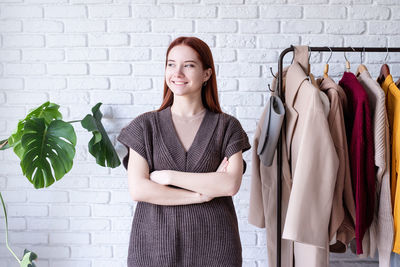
[117,36,251,267]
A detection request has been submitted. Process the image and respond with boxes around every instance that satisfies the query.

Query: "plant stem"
[66,120,82,124]
[0,140,8,149]
[0,192,21,264]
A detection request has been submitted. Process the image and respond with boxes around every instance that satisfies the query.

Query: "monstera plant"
[0,101,121,266]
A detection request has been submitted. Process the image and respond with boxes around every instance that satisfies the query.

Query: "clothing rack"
[276,46,400,267]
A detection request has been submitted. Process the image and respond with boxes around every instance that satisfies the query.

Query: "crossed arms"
[127,148,244,206]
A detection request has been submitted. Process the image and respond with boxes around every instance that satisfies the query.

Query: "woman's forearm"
[149,153,244,198]
[167,170,241,198]
[129,176,211,206]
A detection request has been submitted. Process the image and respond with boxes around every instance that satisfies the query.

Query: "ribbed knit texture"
[382,75,400,254]
[117,106,251,267]
[339,72,376,255]
[357,70,393,267]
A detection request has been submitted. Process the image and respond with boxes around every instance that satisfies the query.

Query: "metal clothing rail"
[276,46,400,267]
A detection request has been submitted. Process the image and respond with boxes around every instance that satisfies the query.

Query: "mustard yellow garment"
[382,74,400,254]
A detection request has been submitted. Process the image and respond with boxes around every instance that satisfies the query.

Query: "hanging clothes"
[249,46,339,267]
[356,69,393,267]
[281,46,338,253]
[249,66,294,267]
[391,252,400,267]
[256,92,285,167]
[382,74,400,254]
[339,72,376,254]
[317,76,356,253]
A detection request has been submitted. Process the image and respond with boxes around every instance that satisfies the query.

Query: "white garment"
[357,69,394,267]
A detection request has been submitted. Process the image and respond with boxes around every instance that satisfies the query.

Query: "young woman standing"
[117,36,251,267]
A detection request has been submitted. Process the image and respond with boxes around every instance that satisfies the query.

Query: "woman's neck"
[171,98,205,117]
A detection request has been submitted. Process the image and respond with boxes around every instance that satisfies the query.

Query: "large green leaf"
[8,102,62,158]
[20,249,37,267]
[81,103,121,168]
[20,118,76,189]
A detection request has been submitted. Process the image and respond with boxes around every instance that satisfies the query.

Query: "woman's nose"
[174,66,184,77]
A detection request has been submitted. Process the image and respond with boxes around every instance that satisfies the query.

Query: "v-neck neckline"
[157,106,219,171]
[168,105,209,154]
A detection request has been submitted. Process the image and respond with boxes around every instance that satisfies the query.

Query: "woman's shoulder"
[135,110,157,122]
[218,111,242,127]
[123,110,158,130]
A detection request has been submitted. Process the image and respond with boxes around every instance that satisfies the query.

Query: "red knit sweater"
[339,71,375,255]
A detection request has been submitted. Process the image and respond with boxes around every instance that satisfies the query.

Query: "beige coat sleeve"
[282,84,339,249]
[248,106,268,228]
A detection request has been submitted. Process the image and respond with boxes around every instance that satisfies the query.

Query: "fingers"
[222,157,229,170]
[221,160,228,172]
[217,157,229,172]
[198,193,213,202]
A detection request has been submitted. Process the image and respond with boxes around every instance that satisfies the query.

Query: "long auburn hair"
[158,36,222,113]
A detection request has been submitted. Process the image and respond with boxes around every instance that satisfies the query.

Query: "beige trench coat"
[249,46,339,267]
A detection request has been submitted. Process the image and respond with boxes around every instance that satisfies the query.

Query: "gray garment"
[257,94,285,166]
[391,252,400,267]
[117,106,251,267]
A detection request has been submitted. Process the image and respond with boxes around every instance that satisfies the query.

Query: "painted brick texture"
[1,1,400,266]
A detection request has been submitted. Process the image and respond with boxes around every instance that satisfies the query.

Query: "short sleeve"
[117,115,148,170]
[224,116,251,173]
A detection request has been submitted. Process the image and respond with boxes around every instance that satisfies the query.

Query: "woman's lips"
[172,81,188,85]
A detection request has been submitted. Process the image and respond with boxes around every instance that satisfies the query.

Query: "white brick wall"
[1,1,399,267]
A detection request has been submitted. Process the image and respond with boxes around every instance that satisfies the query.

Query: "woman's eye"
[185,64,195,68]
[167,63,175,67]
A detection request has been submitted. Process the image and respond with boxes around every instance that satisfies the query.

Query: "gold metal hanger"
[323,47,332,79]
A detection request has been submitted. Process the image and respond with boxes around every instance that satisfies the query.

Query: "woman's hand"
[197,158,229,202]
[151,157,229,185]
[150,170,171,185]
[150,157,229,202]
[216,157,229,172]
[197,192,213,202]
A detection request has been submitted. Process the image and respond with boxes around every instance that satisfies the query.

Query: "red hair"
[158,36,222,113]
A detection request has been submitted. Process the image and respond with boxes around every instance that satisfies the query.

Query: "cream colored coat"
[249,46,339,267]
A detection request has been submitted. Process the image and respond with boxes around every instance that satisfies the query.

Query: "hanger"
[323,47,332,79]
[356,47,368,77]
[308,46,311,77]
[291,44,295,64]
[270,67,276,79]
[268,84,274,92]
[306,47,320,88]
[344,50,351,72]
[267,67,276,93]
[377,47,390,85]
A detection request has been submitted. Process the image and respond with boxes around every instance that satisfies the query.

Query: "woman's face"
[165,45,211,98]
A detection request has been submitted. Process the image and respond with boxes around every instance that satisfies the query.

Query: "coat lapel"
[285,63,308,163]
[284,46,312,164]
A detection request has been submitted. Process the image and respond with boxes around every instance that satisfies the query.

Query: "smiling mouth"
[172,81,188,85]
